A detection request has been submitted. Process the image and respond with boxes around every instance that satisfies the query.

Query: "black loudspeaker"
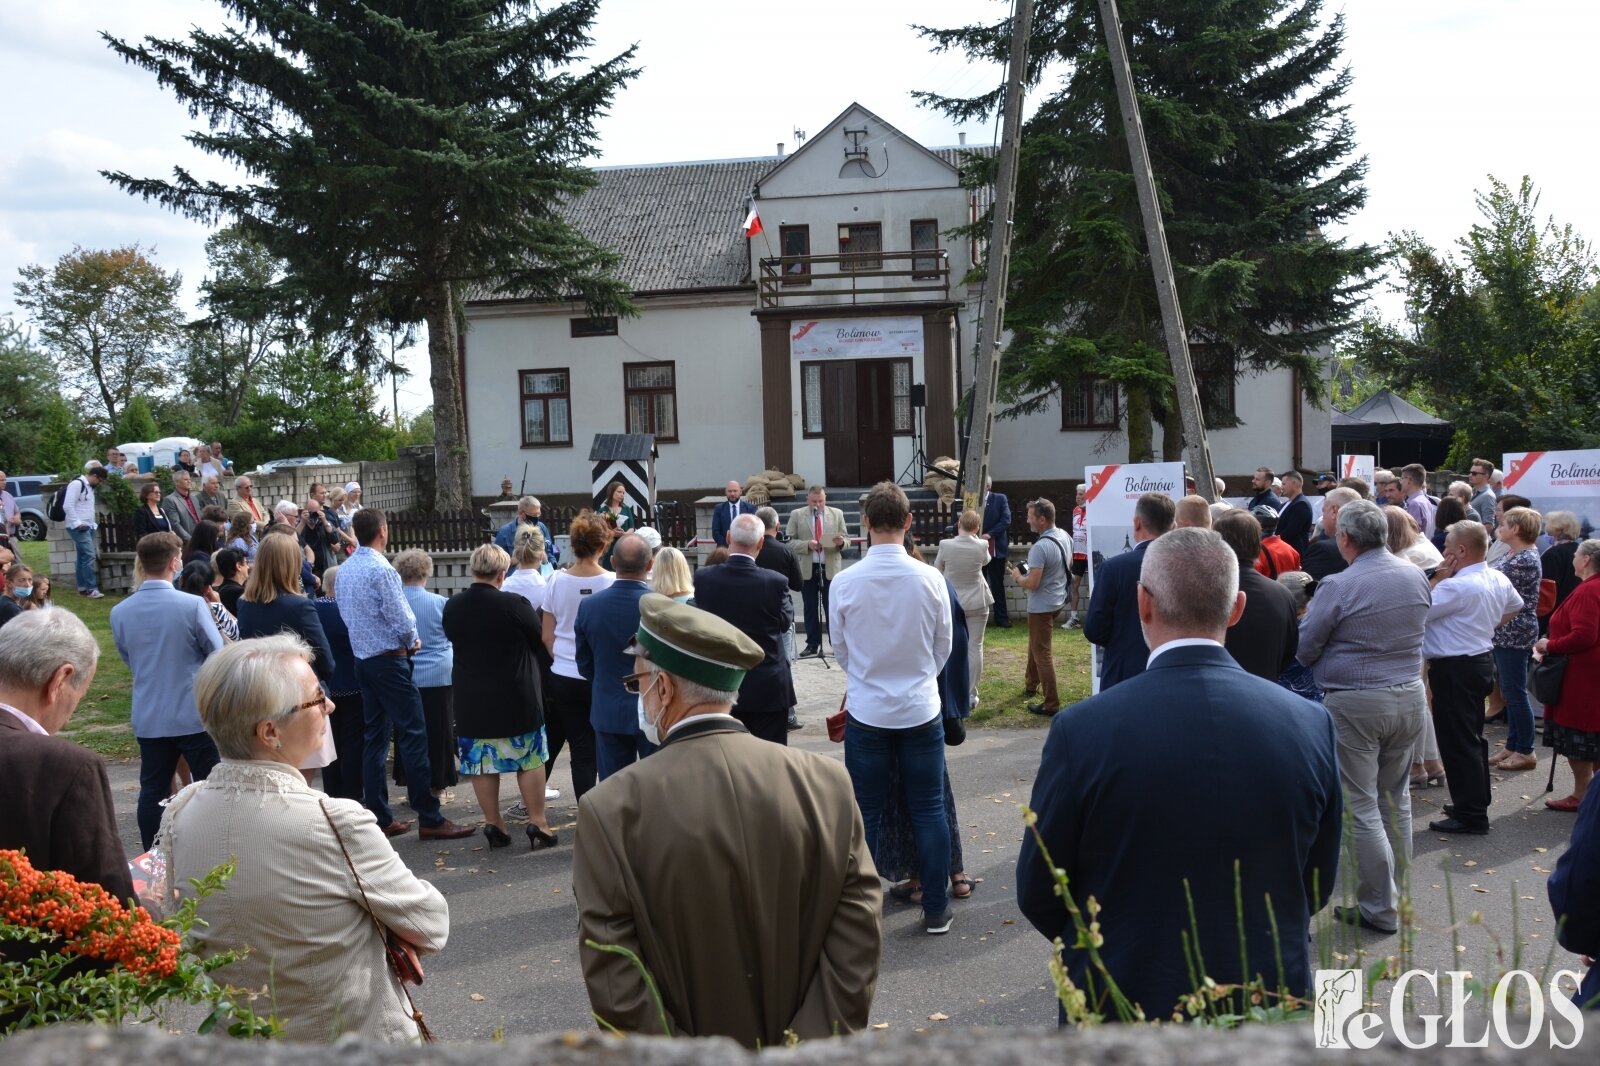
[910,383,927,409]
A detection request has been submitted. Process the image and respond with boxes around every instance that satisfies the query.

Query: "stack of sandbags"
[743,469,802,504]
[924,456,961,513]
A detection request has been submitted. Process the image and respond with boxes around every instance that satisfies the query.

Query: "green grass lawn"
[18,542,137,760]
[971,618,1094,726]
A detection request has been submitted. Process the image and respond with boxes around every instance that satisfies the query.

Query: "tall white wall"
[464,296,761,497]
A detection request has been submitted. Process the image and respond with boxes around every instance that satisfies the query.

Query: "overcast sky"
[2,0,1596,417]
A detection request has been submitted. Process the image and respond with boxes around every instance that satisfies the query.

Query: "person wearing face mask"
[574,533,658,780]
[574,594,881,1047]
[441,544,557,850]
[0,563,35,629]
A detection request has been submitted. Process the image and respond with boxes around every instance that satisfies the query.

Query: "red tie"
[814,509,823,545]
[183,494,198,522]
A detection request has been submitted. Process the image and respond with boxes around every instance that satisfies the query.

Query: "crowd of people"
[2,461,1598,1043]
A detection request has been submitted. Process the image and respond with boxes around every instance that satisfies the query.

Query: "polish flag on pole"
[743,202,763,239]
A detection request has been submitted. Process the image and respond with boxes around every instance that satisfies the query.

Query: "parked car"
[253,455,343,475]
[8,474,57,541]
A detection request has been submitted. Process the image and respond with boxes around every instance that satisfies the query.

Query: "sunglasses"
[621,671,656,695]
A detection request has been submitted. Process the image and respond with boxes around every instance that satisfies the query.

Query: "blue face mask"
[13,586,33,599]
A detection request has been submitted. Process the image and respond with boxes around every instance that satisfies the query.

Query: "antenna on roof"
[793,127,806,143]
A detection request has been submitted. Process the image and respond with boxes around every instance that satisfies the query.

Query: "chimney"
[777,142,785,158]
[958,131,967,145]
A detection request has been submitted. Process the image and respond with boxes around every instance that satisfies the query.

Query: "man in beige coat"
[574,594,881,1047]
[785,485,850,657]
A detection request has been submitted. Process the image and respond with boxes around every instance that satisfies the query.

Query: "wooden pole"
[1096,0,1217,500]
[959,0,1034,513]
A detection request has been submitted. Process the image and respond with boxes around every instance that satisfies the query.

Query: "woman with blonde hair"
[158,635,448,1042]
[934,509,993,704]
[1542,511,1583,620]
[236,532,337,781]
[1489,506,1544,771]
[1382,505,1442,568]
[540,511,614,803]
[650,545,694,602]
[442,544,557,849]
[502,523,548,609]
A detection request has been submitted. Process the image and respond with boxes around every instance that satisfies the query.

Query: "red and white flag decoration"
[743,202,763,239]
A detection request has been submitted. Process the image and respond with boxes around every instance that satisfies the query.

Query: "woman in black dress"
[132,481,171,538]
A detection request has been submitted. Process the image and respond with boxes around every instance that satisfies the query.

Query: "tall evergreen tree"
[919,0,1382,460]
[103,1,638,508]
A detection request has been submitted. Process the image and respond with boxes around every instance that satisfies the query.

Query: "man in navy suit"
[576,533,658,779]
[1084,493,1174,691]
[692,513,796,744]
[710,481,757,549]
[981,477,1012,627]
[1018,527,1342,1023]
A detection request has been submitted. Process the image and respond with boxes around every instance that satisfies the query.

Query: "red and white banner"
[1083,462,1184,694]
[1337,454,1375,485]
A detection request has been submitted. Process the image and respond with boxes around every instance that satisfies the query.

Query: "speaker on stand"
[897,383,930,486]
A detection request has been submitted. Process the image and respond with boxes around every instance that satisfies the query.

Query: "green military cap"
[625,593,764,692]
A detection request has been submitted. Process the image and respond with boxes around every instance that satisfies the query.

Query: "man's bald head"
[611,533,653,578]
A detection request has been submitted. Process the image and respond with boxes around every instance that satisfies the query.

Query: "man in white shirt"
[830,481,955,935]
[63,464,108,599]
[1423,519,1525,835]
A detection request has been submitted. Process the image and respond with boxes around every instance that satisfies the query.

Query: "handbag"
[825,688,851,739]
[1537,578,1557,618]
[319,801,434,1041]
[1528,653,1568,706]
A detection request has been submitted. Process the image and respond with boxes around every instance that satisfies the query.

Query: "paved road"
[99,657,1587,1036]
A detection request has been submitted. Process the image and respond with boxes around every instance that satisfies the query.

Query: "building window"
[892,360,912,434]
[1191,343,1238,423]
[570,316,618,338]
[838,222,882,272]
[520,369,572,447]
[780,225,811,285]
[910,219,940,279]
[624,362,678,442]
[801,363,824,437]
[1061,376,1119,430]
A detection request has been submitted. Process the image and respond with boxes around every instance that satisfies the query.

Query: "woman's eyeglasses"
[288,693,332,715]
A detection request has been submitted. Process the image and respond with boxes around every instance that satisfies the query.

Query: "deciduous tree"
[0,318,63,473]
[103,0,637,508]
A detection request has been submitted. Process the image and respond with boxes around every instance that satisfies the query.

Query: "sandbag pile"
[924,456,961,513]
[742,469,804,506]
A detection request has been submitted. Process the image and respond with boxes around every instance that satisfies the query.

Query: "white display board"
[1337,454,1375,485]
[1503,450,1600,539]
[1083,462,1184,693]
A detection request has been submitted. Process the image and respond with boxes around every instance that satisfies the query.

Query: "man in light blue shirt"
[336,508,473,840]
[110,531,224,850]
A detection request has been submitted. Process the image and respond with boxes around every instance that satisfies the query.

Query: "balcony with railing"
[757,248,952,308]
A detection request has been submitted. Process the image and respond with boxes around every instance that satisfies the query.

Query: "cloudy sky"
[2,0,1596,416]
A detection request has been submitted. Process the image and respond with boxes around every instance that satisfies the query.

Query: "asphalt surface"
[98,656,1588,1037]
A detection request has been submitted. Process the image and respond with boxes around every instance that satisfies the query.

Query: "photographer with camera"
[299,490,342,578]
[1007,499,1072,718]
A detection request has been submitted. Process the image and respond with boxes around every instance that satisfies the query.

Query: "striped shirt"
[1297,547,1431,690]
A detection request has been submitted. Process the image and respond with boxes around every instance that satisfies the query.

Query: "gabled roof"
[757,102,959,190]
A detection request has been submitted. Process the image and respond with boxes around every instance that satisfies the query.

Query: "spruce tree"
[103,1,637,508]
[919,0,1382,460]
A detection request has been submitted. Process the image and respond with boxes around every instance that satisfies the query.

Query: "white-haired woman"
[158,635,448,1042]
[441,544,557,850]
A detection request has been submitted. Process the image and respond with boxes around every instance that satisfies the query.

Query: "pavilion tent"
[1331,389,1453,469]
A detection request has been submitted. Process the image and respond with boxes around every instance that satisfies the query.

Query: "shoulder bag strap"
[319,800,433,1041]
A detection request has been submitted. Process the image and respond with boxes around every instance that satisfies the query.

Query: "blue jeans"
[595,728,658,781]
[801,570,830,650]
[136,732,220,851]
[354,656,443,828]
[68,526,98,592]
[845,714,950,916]
[1495,646,1535,754]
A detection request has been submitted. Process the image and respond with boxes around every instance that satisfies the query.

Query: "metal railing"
[758,249,951,308]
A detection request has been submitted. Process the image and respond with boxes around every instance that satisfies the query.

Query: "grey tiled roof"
[554,158,771,297]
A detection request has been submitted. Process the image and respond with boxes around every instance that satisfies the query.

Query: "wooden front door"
[822,360,895,486]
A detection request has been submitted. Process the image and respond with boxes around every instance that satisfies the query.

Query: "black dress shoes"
[1332,904,1397,934]
[483,824,512,849]
[798,646,821,659]
[1429,816,1489,835]
[527,825,559,850]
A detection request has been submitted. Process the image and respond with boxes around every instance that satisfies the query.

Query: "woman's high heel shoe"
[527,825,559,850]
[483,824,512,849]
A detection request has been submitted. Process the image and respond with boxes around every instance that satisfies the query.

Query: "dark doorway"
[823,360,895,486]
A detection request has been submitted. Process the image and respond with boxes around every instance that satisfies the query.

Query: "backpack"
[48,477,83,523]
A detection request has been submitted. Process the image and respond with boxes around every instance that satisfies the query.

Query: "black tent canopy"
[1331,389,1453,469]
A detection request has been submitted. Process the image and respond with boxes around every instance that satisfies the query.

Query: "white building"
[463,103,1332,501]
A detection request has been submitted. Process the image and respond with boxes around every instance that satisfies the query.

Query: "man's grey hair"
[234,475,252,490]
[196,633,313,760]
[173,469,192,485]
[1447,519,1490,556]
[1323,486,1360,510]
[729,513,764,548]
[518,495,540,510]
[640,660,737,708]
[1139,528,1239,633]
[755,505,779,531]
[0,608,99,691]
[1336,499,1388,552]
[274,499,299,517]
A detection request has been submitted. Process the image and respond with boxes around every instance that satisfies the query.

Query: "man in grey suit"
[110,531,225,850]
[160,469,203,541]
